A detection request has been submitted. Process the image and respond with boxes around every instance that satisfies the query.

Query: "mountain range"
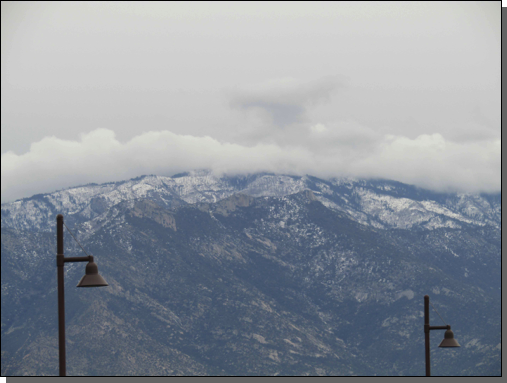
[1,170,501,376]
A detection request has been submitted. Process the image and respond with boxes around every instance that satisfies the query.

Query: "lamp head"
[439,328,460,347]
[76,256,108,287]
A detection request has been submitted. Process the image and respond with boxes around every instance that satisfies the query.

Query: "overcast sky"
[1,2,501,203]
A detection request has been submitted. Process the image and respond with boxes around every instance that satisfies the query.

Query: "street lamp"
[424,295,460,376]
[56,214,108,376]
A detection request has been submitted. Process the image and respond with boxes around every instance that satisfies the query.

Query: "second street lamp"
[56,214,108,376]
[424,294,460,376]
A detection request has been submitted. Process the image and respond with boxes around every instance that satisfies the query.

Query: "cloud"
[0,129,313,203]
[1,127,500,203]
[229,76,347,127]
[350,134,501,193]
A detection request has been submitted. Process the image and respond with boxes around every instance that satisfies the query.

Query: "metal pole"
[424,295,431,376]
[56,214,66,377]
[424,295,430,377]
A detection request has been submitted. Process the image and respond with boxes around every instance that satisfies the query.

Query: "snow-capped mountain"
[1,171,501,376]
[1,170,500,232]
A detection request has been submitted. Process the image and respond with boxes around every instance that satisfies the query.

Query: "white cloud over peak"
[1,127,500,203]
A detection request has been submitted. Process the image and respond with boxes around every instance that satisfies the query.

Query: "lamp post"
[57,214,108,376]
[424,295,460,376]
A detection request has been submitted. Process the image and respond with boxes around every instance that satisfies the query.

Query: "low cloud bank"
[1,127,500,203]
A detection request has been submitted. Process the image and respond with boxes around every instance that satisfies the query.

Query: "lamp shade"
[438,329,460,347]
[76,261,108,287]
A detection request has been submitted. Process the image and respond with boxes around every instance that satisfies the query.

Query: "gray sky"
[1,2,501,202]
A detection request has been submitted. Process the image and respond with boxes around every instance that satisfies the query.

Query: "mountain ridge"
[1,171,500,233]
